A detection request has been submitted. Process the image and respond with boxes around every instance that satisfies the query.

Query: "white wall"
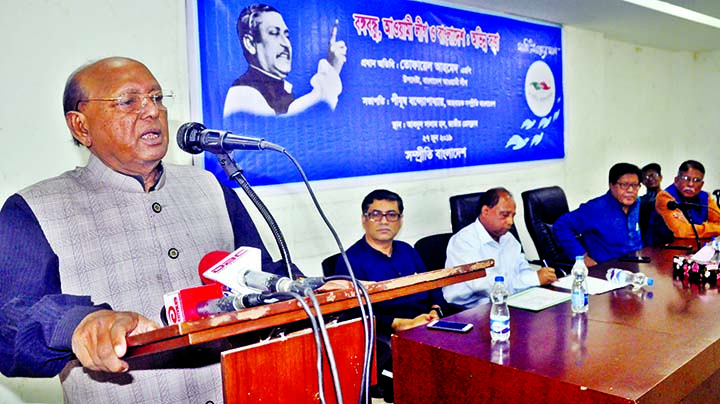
[2,1,719,402]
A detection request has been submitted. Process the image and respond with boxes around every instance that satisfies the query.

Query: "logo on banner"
[524,60,555,117]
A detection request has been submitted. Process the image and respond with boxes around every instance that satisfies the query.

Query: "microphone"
[667,200,706,211]
[163,283,225,325]
[162,249,271,325]
[198,250,230,285]
[242,271,326,295]
[667,200,704,252]
[162,284,272,325]
[201,246,262,292]
[195,292,269,317]
[177,122,284,154]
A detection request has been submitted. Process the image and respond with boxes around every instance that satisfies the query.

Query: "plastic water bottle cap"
[495,276,504,282]
[647,278,654,286]
[575,256,584,261]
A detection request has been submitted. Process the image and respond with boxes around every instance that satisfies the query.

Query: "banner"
[195,0,563,186]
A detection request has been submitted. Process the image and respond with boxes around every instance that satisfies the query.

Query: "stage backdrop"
[195,0,563,186]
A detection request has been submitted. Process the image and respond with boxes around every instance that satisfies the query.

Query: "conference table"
[393,240,720,403]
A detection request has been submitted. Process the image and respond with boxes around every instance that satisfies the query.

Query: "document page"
[552,275,625,295]
[507,287,570,311]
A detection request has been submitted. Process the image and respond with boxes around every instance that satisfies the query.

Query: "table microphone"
[242,271,326,295]
[667,200,702,251]
[667,200,705,210]
[195,293,268,316]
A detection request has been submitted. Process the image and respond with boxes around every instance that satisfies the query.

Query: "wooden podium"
[126,260,492,403]
[222,317,369,403]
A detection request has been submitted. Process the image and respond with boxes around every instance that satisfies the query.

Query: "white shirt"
[442,219,540,308]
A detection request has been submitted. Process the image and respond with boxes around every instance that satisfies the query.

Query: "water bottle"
[490,276,510,342]
[605,268,654,290]
[710,237,720,265]
[571,313,588,365]
[571,256,589,313]
[490,340,510,365]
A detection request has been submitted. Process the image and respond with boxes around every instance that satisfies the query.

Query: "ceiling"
[436,0,720,52]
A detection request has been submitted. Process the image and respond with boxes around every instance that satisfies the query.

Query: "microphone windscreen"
[667,200,678,210]
[198,250,230,285]
[177,122,206,154]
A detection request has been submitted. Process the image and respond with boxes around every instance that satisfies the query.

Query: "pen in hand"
[544,259,566,277]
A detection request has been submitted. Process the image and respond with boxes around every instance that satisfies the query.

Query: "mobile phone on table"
[620,255,651,263]
[427,320,474,333]
[664,244,692,251]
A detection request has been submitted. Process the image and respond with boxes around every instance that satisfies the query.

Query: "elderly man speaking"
[0,57,288,403]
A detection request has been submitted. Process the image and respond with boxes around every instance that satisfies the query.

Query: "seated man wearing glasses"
[645,160,720,245]
[334,189,445,403]
[554,163,644,266]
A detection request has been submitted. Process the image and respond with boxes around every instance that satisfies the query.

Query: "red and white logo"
[524,60,555,117]
[202,246,261,292]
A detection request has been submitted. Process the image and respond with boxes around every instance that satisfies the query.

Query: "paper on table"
[507,287,570,311]
[691,244,716,263]
[553,275,625,295]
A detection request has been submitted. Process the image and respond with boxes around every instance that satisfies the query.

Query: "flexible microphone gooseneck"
[666,200,703,252]
[177,122,294,280]
[667,200,707,211]
[177,122,374,402]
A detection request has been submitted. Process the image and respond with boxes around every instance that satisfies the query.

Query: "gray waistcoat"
[20,155,235,404]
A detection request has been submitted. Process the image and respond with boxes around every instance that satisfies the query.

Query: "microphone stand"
[216,151,295,280]
[680,207,702,253]
[212,141,373,402]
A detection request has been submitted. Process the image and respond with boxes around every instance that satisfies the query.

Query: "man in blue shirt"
[334,189,444,402]
[554,163,644,266]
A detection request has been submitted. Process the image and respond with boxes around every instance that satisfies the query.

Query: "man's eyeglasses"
[616,182,641,191]
[678,175,703,184]
[643,173,660,180]
[364,210,402,222]
[76,91,174,113]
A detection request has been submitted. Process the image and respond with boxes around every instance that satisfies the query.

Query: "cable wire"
[264,291,327,404]
[305,288,343,404]
[282,149,375,403]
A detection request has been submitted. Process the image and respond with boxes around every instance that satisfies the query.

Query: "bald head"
[63,57,155,145]
[64,57,150,113]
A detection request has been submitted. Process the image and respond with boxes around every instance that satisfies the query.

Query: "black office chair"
[413,233,453,271]
[449,192,483,233]
[449,192,522,244]
[321,253,340,277]
[520,186,573,270]
[414,233,466,317]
